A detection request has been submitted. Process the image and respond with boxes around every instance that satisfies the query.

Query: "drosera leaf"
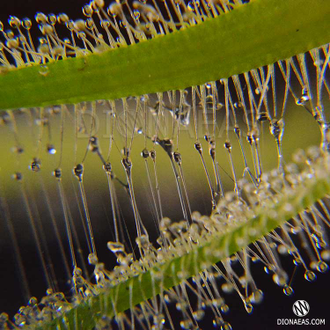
[41,153,330,330]
[1,0,330,110]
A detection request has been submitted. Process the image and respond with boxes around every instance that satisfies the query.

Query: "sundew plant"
[1,0,330,329]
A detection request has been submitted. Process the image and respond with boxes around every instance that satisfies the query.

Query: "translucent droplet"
[180,319,193,329]
[321,250,330,261]
[73,164,84,180]
[251,256,259,263]
[39,65,49,76]
[11,146,24,154]
[57,13,69,24]
[316,261,328,273]
[187,1,195,11]
[176,301,188,311]
[53,168,62,179]
[107,241,125,254]
[136,234,150,249]
[47,14,57,25]
[283,285,294,296]
[141,148,149,159]
[88,253,98,265]
[313,59,324,67]
[193,309,204,321]
[221,304,229,313]
[46,288,53,295]
[47,144,56,154]
[272,272,287,287]
[28,297,38,306]
[6,38,19,49]
[258,112,269,122]
[133,10,141,20]
[221,282,234,293]
[211,297,224,308]
[277,244,288,255]
[304,270,316,282]
[30,158,41,172]
[296,95,309,106]
[12,172,23,181]
[221,322,232,330]
[9,16,21,29]
[83,4,93,17]
[250,289,264,304]
[36,13,49,25]
[310,260,317,270]
[244,302,253,314]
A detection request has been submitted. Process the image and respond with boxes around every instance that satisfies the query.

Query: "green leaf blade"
[1,0,330,110]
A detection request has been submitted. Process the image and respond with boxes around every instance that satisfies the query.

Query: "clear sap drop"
[316,261,329,273]
[47,144,56,154]
[39,65,49,76]
[283,285,294,296]
[304,270,316,282]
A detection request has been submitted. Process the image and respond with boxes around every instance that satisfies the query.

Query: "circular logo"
[292,300,310,317]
